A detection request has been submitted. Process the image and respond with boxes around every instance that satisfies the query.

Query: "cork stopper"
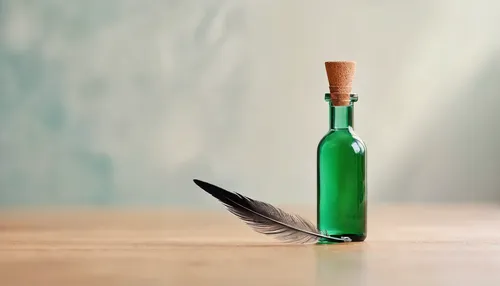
[325,61,356,106]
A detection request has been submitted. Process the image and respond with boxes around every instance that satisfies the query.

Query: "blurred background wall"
[1,0,500,207]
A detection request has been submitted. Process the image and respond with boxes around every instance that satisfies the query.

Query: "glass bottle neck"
[329,103,354,130]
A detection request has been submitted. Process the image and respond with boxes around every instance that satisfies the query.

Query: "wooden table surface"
[1,204,500,286]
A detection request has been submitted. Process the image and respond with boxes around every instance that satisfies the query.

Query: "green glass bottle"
[316,90,367,243]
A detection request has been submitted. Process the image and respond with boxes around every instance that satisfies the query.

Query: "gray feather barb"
[193,179,351,244]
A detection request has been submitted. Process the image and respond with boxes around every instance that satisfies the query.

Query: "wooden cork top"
[325,61,356,106]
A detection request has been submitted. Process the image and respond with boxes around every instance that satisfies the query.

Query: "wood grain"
[1,204,500,286]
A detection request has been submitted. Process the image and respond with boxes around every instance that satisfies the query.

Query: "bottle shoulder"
[318,128,366,154]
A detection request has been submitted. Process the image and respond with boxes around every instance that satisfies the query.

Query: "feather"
[193,179,351,244]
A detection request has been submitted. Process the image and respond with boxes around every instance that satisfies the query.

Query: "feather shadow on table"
[193,179,351,244]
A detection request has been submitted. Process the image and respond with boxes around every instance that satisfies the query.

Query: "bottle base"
[317,234,366,244]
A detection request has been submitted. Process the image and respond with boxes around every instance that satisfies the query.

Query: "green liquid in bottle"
[317,93,367,243]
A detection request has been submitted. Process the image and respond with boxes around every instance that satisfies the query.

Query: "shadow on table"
[314,245,367,286]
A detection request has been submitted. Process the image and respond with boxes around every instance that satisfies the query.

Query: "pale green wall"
[1,0,500,207]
